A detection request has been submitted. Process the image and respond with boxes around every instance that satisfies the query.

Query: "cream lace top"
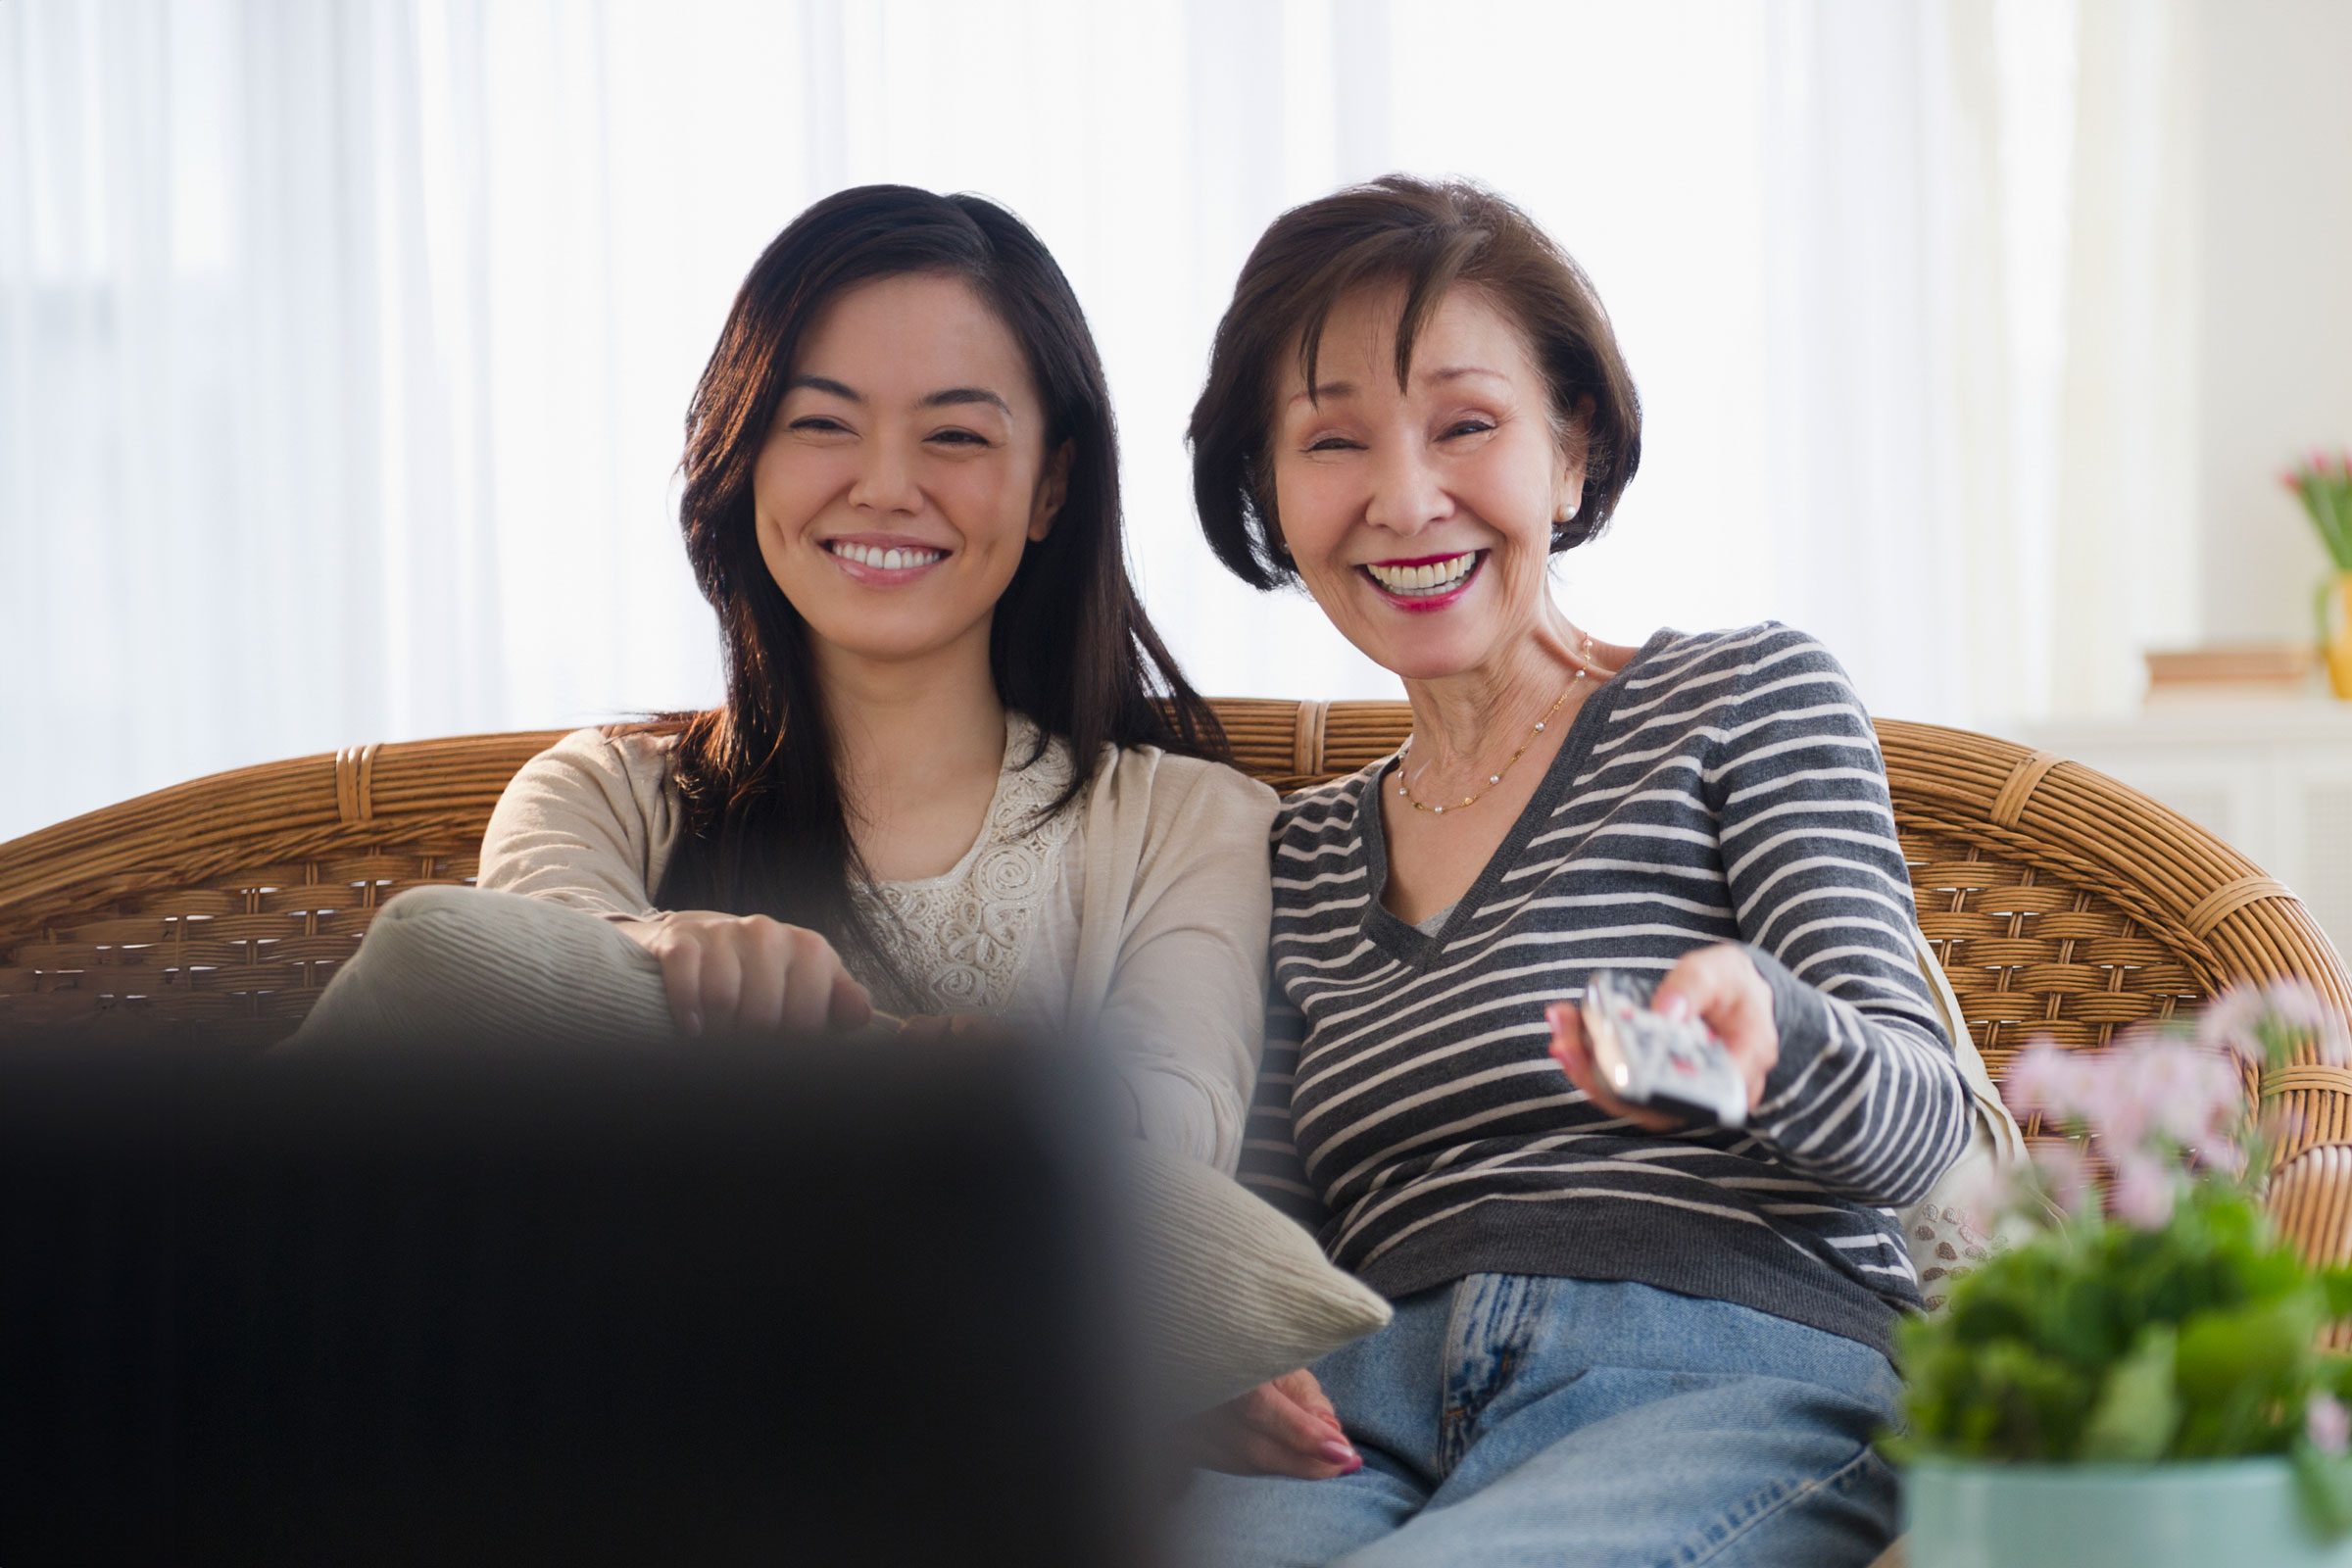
[474,714,1279,1169]
[857,714,1081,1018]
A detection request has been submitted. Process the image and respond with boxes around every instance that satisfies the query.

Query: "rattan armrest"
[2262,1132,2352,1353]
[2267,1133,2352,1265]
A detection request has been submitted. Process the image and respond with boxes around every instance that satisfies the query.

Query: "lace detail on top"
[860,713,1079,1016]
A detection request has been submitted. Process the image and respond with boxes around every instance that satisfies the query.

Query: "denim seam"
[1439,1277,1557,1476]
[1670,1441,1885,1568]
[1435,1278,1480,1476]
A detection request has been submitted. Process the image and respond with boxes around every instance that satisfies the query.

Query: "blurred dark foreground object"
[0,1030,1154,1567]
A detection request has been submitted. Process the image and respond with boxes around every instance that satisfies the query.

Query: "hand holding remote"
[1547,945,1781,1131]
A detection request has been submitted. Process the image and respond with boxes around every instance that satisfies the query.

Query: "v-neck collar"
[1355,628,1681,965]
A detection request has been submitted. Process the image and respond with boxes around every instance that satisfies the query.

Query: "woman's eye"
[1304,435,1360,454]
[789,416,850,435]
[1443,418,1496,440]
[928,428,988,447]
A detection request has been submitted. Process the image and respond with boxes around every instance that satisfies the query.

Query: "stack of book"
[2142,644,2320,704]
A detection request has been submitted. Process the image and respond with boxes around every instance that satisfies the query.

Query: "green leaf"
[2177,1291,2325,1407]
[1980,1338,2096,1460]
[2080,1325,2180,1462]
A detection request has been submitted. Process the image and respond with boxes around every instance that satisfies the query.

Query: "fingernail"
[1318,1440,1356,1467]
[1662,996,1692,1021]
[683,1010,703,1038]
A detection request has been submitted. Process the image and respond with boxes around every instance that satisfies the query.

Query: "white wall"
[2195,0,2352,645]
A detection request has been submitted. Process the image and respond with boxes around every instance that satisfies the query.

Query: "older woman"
[1176,177,1970,1567]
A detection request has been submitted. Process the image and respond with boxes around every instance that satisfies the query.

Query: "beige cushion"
[288,884,1391,1414]
[288,884,676,1047]
[1901,936,2028,1310]
[1126,1142,1392,1415]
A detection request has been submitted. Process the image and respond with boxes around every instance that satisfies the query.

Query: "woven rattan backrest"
[5,705,2347,1113]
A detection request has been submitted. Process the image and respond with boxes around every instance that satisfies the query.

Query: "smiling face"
[753,271,1067,671]
[1270,285,1582,682]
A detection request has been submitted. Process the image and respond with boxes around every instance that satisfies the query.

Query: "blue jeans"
[1172,1275,1901,1567]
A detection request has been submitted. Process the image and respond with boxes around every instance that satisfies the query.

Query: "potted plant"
[1893,984,2352,1567]
[2282,451,2352,699]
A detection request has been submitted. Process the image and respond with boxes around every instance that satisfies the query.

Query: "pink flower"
[2003,1041,2083,1122]
[2194,1135,2249,1178]
[2197,987,2269,1064]
[2141,1043,2245,1146]
[2311,1395,2351,1457]
[2085,1059,2157,1150]
[2267,981,2330,1031]
[2033,1142,2095,1218]
[2110,1152,2177,1229]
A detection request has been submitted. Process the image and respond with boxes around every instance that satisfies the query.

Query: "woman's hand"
[1546,944,1780,1129]
[1185,1368,1361,1479]
[615,910,872,1039]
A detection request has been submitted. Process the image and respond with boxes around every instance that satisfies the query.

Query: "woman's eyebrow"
[786,374,861,401]
[784,376,1009,416]
[1419,365,1506,387]
[1288,367,1504,408]
[921,386,1012,415]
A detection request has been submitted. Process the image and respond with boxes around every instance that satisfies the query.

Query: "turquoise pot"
[1907,1457,2352,1568]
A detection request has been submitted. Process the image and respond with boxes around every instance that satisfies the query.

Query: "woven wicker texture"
[5,701,2351,1275]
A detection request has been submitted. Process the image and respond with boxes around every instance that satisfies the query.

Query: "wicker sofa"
[5,700,2352,1294]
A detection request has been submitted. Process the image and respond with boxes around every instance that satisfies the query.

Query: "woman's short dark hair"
[1189,174,1642,590]
[646,184,1221,984]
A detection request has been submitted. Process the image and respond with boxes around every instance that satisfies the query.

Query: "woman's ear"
[1554,395,1596,519]
[1029,441,1074,542]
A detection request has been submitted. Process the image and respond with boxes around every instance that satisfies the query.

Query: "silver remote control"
[1577,970,1749,1129]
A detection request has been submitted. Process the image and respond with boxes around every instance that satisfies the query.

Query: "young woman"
[1176,176,1969,1565]
[468,185,1276,1165]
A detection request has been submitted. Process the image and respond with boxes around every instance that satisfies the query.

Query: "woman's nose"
[848,443,922,516]
[1364,444,1449,537]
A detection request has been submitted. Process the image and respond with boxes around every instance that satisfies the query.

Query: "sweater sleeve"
[1706,626,1971,1207]
[1235,981,1335,1235]
[1097,760,1279,1174]
[476,729,671,922]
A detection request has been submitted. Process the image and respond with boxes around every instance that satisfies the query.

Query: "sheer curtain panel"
[0,0,2196,841]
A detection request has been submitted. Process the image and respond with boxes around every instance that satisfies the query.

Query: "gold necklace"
[1394,634,1603,816]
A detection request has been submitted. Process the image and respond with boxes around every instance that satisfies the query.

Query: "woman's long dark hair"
[647,185,1222,978]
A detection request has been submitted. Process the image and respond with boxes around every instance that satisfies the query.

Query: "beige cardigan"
[476,727,1280,1171]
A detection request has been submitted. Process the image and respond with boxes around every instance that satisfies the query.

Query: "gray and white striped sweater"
[1242,623,1972,1356]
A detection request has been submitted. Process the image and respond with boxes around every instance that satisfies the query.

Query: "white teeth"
[828,542,944,570]
[1365,551,1478,595]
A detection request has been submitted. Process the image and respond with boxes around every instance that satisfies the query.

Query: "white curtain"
[0,0,2198,842]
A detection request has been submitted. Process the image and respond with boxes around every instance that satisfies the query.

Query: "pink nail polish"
[1319,1440,1356,1467]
